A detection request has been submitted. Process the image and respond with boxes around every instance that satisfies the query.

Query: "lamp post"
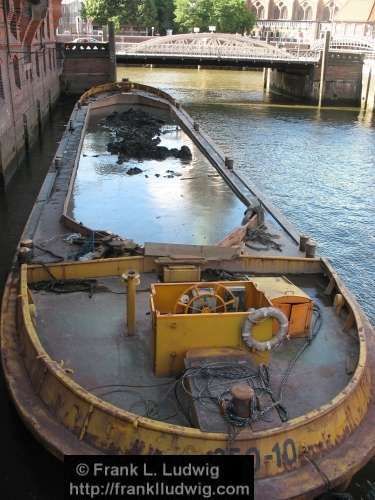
[328,0,337,37]
[151,26,154,36]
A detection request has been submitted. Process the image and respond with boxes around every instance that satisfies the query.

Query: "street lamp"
[151,26,154,36]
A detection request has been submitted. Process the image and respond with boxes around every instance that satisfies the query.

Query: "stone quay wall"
[269,53,364,104]
[0,0,62,186]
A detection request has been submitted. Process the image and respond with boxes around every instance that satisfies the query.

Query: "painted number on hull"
[211,439,297,471]
[248,439,297,471]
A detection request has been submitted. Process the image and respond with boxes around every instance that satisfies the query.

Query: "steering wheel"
[174,283,236,314]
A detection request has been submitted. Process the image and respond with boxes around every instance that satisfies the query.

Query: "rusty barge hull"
[1,82,375,500]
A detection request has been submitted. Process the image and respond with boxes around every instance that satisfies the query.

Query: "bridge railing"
[311,36,375,53]
[116,41,319,62]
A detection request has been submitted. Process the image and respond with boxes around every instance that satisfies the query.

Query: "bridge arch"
[118,32,312,62]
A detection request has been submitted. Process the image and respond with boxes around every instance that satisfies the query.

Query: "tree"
[125,0,141,26]
[81,0,120,26]
[213,0,256,33]
[174,0,214,32]
[81,0,140,28]
[155,0,175,34]
[138,0,159,30]
[174,0,256,34]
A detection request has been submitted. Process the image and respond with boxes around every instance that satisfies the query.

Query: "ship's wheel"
[174,283,236,314]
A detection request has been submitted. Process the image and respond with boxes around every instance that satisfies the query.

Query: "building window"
[273,1,288,19]
[295,4,304,20]
[10,20,17,39]
[25,45,31,64]
[258,5,265,19]
[250,1,266,20]
[0,66,5,100]
[295,1,313,21]
[47,12,51,39]
[305,6,312,20]
[35,52,40,77]
[280,5,288,19]
[13,56,21,88]
[322,1,338,22]
[322,6,330,21]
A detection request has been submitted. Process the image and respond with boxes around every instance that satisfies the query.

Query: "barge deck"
[32,272,357,430]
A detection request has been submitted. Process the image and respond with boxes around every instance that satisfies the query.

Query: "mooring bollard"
[225,157,234,169]
[305,239,317,258]
[299,234,309,252]
[18,240,34,264]
[18,247,33,264]
[122,270,140,336]
[231,383,255,418]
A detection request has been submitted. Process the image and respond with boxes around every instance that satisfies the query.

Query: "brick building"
[0,0,62,186]
[246,0,375,21]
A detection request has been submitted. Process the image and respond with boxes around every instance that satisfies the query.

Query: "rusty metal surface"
[12,257,369,480]
[1,265,375,499]
[0,272,101,459]
[31,273,358,431]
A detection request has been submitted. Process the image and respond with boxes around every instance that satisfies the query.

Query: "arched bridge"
[311,36,375,53]
[116,33,319,67]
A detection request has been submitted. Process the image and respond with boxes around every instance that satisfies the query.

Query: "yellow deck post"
[122,270,140,336]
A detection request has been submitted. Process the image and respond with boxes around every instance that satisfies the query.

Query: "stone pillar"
[318,31,331,108]
[263,67,271,93]
[108,21,117,83]
[361,58,375,112]
[263,67,268,89]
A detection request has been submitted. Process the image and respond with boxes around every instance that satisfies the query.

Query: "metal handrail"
[311,36,375,52]
[115,34,320,63]
[116,33,375,63]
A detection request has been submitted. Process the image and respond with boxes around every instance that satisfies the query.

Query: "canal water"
[118,67,375,326]
[71,105,245,244]
[0,69,374,498]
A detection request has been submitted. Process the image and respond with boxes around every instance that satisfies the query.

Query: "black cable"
[95,387,178,421]
[33,244,64,262]
[33,261,59,280]
[174,379,195,426]
[88,381,175,391]
[303,455,332,493]
[177,307,323,429]
[277,304,322,404]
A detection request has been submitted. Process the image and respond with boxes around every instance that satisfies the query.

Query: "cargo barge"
[1,81,375,499]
